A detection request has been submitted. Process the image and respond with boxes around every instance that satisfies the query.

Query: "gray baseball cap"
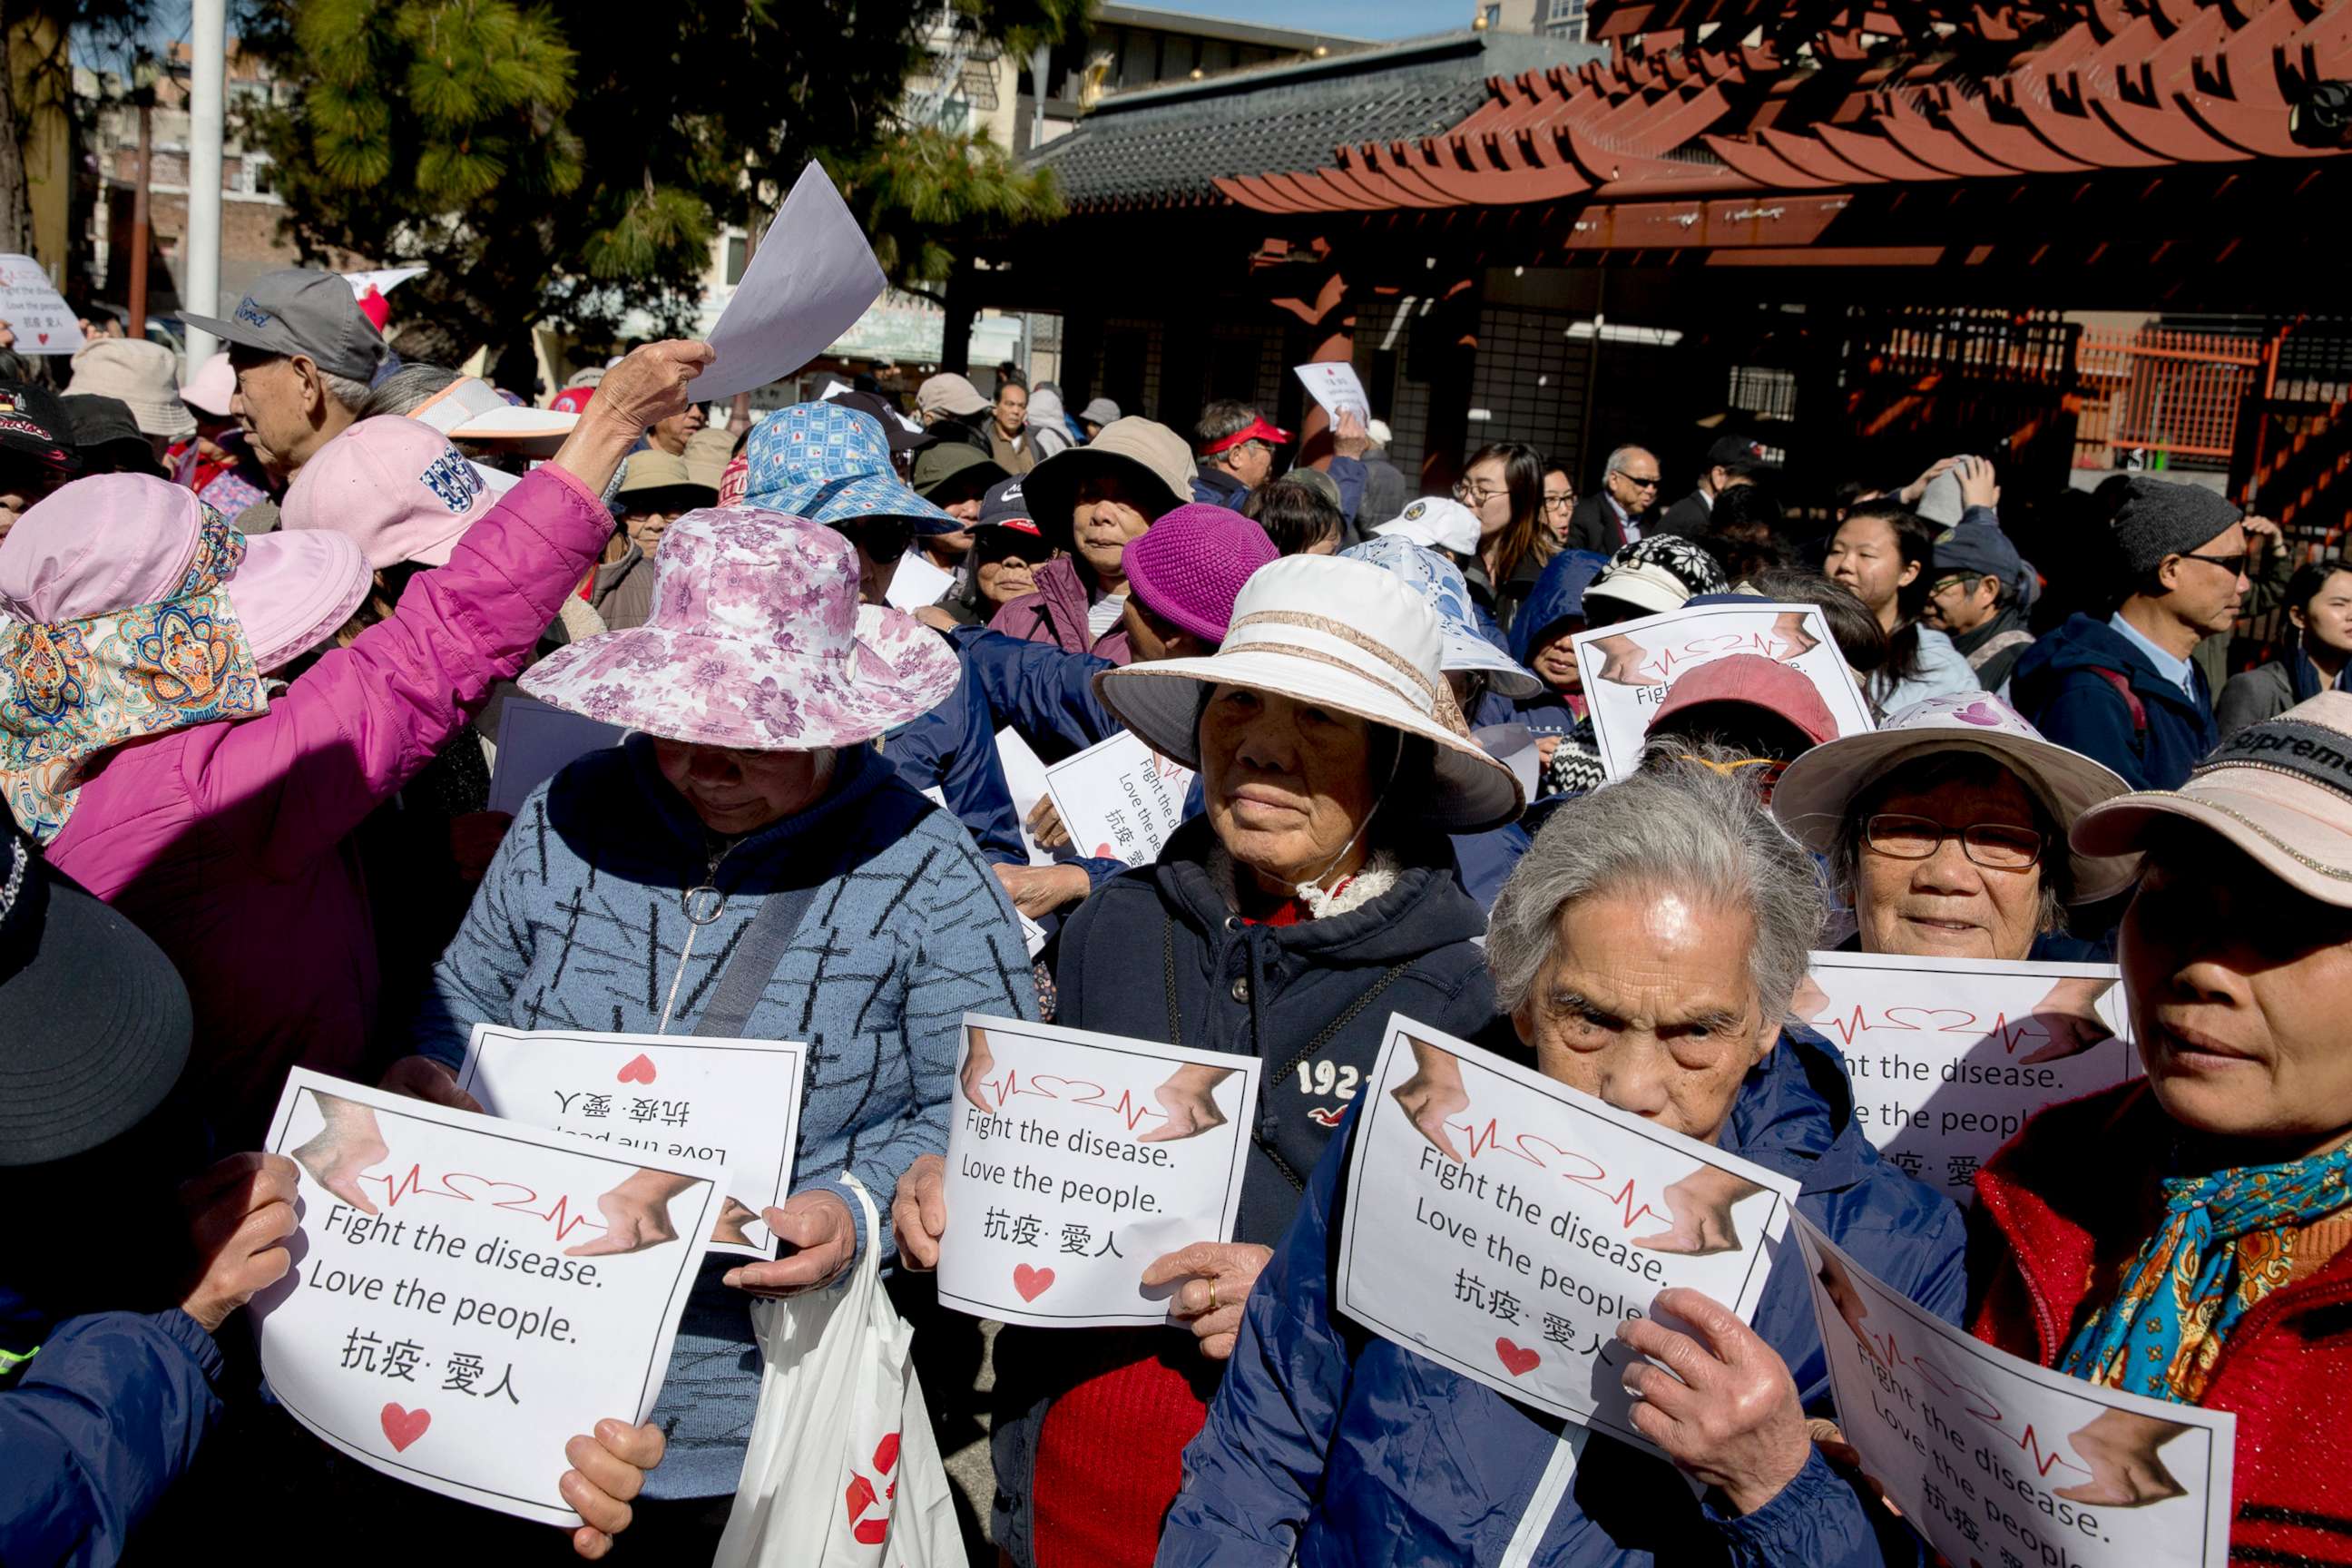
[180,269,390,384]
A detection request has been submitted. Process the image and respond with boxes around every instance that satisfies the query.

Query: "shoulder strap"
[693,880,826,1038]
[2086,667,2148,748]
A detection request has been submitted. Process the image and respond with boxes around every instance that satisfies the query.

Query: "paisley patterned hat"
[1343,535,1543,699]
[521,508,960,751]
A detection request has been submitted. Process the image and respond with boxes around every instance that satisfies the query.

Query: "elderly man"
[180,270,389,507]
[1161,757,1965,1568]
[988,378,1036,475]
[1565,445,1663,554]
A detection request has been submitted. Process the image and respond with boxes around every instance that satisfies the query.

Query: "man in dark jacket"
[1659,433,1769,540]
[1563,445,1662,554]
[2011,475,2247,791]
[1161,760,1963,1568]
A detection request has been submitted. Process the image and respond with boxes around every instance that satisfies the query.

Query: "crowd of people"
[3,265,2347,1568]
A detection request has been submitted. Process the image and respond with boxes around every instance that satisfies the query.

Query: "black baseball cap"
[978,475,1038,533]
[0,382,83,475]
[1705,434,1776,475]
[181,269,391,385]
[1,830,192,1166]
[61,395,164,476]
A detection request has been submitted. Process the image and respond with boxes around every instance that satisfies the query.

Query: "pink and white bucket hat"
[521,508,960,750]
[280,416,499,570]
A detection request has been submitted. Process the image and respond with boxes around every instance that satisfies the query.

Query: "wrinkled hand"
[995,861,1090,918]
[1391,1037,1470,1161]
[891,1153,947,1270]
[725,1191,858,1296]
[180,1152,299,1333]
[1142,1240,1274,1359]
[1618,1288,1812,1514]
[960,1027,1000,1114]
[1137,1063,1236,1143]
[1332,407,1372,458]
[292,1093,390,1214]
[565,1169,693,1258]
[1632,1169,1761,1256]
[379,1054,485,1114]
[589,340,713,437]
[1956,454,2000,510]
[2053,1409,2190,1507]
[562,1417,666,1559]
[1026,796,1072,851]
[448,810,514,882]
[913,603,961,633]
[2017,976,2119,1064]
[1897,456,1961,506]
[1586,633,1651,687]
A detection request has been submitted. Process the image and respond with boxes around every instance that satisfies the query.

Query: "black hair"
[1838,500,1939,688]
[2290,559,2352,624]
[1746,568,1889,674]
[1704,485,1790,581]
[1242,476,1343,555]
[1465,441,1548,587]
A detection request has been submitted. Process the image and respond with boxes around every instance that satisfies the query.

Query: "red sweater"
[1970,1082,2352,1566]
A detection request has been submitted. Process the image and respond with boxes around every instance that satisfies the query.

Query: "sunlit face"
[623,509,671,553]
[1071,471,1156,586]
[994,384,1028,437]
[1542,470,1575,543]
[652,740,836,836]
[1531,622,1585,695]
[1458,456,1513,540]
[1921,573,1999,635]
[2297,570,2352,659]
[1222,439,1275,490]
[230,347,349,482]
[1200,685,1377,895]
[2161,522,2249,636]
[2124,829,2352,1159]
[1824,515,1916,620]
[1511,882,1777,1146]
[973,532,1038,607]
[649,405,705,456]
[1603,450,1661,513]
[1855,769,2048,963]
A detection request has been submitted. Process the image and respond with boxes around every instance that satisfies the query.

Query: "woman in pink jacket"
[0,339,711,1141]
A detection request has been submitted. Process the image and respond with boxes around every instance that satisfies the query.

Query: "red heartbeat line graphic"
[359,1163,606,1241]
[1855,1324,2091,1480]
[1813,1004,2053,1056]
[981,1070,1167,1132]
[1447,1118,1666,1232]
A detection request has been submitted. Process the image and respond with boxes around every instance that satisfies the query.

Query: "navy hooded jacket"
[2009,612,2216,792]
[1159,1028,1965,1568]
[1,1284,223,1565]
[878,659,1026,866]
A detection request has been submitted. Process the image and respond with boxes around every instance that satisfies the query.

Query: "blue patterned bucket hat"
[741,402,961,534]
[1342,535,1542,699]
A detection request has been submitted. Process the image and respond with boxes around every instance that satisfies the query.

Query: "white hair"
[320,368,374,414]
[1603,445,1652,477]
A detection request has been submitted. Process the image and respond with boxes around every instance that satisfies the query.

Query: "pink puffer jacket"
[42,466,611,1139]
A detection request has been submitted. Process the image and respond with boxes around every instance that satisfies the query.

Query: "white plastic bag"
[712,1173,963,1568]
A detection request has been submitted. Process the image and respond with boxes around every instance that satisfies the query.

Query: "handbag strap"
[694,880,826,1037]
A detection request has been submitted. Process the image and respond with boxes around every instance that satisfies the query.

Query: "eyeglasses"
[1543,492,1576,511]
[2177,548,2251,577]
[1612,472,1661,490]
[1864,814,2043,871]
[1455,481,1506,505]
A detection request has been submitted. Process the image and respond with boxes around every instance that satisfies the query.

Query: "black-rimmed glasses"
[1863,814,2043,871]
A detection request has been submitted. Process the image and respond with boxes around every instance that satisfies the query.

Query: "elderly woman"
[1772,691,2135,963]
[894,555,1524,1567]
[0,340,708,1140]
[1970,691,2352,1558]
[386,514,1037,1544]
[1161,757,1965,1567]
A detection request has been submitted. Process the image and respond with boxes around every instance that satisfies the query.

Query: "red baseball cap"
[1200,415,1292,456]
[549,387,595,416]
[1646,654,1838,748]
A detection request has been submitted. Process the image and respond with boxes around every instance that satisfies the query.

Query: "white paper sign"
[1293,360,1370,419]
[1043,729,1196,866]
[884,546,956,612]
[345,266,428,299]
[1338,1015,1798,1442]
[486,693,626,815]
[456,1025,808,1259]
[1569,601,1875,779]
[695,163,887,402]
[937,1015,1260,1328]
[1795,953,2133,1202]
[1796,1216,2236,1568]
[0,253,84,355]
[995,727,1062,867]
[255,1071,722,1526]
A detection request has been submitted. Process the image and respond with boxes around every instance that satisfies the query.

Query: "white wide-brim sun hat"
[1093,554,1525,834]
[1770,690,2139,903]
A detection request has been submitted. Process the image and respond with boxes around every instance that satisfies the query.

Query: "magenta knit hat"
[1121,503,1278,645]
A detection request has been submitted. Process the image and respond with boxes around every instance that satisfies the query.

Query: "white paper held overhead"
[1294,361,1371,419]
[0,254,85,356]
[693,163,887,403]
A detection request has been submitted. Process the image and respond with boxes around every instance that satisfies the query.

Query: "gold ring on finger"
[1207,1279,1219,1314]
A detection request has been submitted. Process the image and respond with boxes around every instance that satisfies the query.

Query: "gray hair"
[358,363,461,419]
[1488,750,1825,1023]
[1826,751,2071,935]
[319,368,376,415]
[1603,445,1653,477]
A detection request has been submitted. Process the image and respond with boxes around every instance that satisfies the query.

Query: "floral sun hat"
[741,403,961,535]
[520,508,960,751]
[1342,535,1543,699]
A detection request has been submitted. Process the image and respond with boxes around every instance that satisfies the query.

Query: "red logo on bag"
[844,1432,902,1545]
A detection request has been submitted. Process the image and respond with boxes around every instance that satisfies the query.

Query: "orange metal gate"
[2073,327,2265,472]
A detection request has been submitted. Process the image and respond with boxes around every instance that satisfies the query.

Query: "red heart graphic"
[1495,1338,1541,1377]
[1093,842,1113,858]
[1013,1264,1055,1302]
[381,1403,432,1451]
[35,332,48,345]
[616,1053,657,1084]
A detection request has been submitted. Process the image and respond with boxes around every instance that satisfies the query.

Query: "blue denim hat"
[741,402,961,535]
[1341,535,1542,698]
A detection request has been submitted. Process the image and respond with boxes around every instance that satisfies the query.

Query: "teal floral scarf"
[1,509,267,844]
[2059,1142,2352,1402]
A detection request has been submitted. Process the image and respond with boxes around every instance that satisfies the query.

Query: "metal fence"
[2073,327,2265,472]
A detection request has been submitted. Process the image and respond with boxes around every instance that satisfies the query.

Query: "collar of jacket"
[1719,1025,1881,1198]
[2023,612,2206,709]
[1148,814,1487,965]
[1946,600,2028,659]
[620,733,898,885]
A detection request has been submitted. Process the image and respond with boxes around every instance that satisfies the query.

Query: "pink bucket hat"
[0,474,368,672]
[281,416,498,569]
[521,508,960,750]
[181,351,237,418]
[1121,503,1277,644]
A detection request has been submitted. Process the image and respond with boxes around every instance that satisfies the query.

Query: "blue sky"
[1139,1,1464,40]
